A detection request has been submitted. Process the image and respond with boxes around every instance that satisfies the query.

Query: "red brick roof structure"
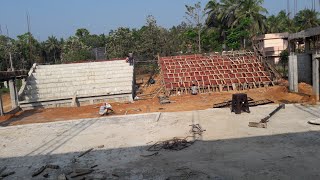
[159,51,275,95]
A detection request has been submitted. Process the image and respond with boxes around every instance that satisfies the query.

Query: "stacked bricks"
[159,53,273,95]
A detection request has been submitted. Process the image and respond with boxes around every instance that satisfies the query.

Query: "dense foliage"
[0,0,319,71]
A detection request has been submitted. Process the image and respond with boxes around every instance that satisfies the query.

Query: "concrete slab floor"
[0,104,320,179]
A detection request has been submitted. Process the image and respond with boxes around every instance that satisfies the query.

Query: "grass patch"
[0,87,9,94]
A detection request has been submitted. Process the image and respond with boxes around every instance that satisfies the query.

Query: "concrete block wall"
[289,53,313,93]
[297,54,312,84]
[19,60,134,109]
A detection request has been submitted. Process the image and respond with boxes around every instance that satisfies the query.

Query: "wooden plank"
[0,92,4,116]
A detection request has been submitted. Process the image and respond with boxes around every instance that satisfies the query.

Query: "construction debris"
[212,100,232,108]
[156,113,162,122]
[45,164,60,169]
[159,95,171,104]
[78,148,94,158]
[32,164,60,177]
[57,174,67,180]
[0,171,15,178]
[147,137,195,152]
[213,97,253,108]
[70,168,94,178]
[32,166,46,177]
[90,165,98,169]
[213,97,273,108]
[140,152,159,157]
[96,145,104,149]
[189,124,206,135]
[146,123,206,152]
[249,104,285,128]
[112,173,120,178]
[248,99,274,107]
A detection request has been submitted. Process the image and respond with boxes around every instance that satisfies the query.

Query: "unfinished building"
[288,26,320,101]
[18,60,134,109]
[253,33,289,64]
[159,51,276,95]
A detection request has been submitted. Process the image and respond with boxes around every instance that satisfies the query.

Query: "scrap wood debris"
[0,171,15,179]
[213,96,273,108]
[65,166,97,179]
[0,167,15,179]
[147,137,195,152]
[159,95,171,104]
[248,99,274,107]
[146,124,206,152]
[69,168,94,178]
[213,97,253,108]
[78,148,94,158]
[140,152,159,157]
[189,124,206,135]
[32,164,60,177]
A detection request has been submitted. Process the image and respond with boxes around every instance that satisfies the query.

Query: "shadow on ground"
[0,109,43,127]
[1,130,320,180]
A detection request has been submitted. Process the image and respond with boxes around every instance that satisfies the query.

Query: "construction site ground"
[0,79,317,126]
[1,104,320,179]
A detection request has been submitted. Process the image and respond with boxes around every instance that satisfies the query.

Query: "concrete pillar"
[305,38,311,52]
[8,79,18,109]
[0,92,4,116]
[289,54,299,92]
[312,56,320,101]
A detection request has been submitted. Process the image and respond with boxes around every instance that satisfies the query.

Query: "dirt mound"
[0,82,317,126]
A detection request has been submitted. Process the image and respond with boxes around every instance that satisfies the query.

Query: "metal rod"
[261,104,285,123]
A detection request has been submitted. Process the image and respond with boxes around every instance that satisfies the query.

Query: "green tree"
[205,0,221,28]
[137,15,164,59]
[14,33,42,68]
[75,28,90,39]
[279,50,289,77]
[226,18,251,50]
[206,0,267,35]
[106,27,134,59]
[293,9,320,31]
[266,10,299,33]
[185,2,205,53]
[0,35,14,71]
[45,36,61,64]
[62,36,93,62]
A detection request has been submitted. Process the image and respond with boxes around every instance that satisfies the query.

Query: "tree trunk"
[198,28,201,53]
[53,49,56,64]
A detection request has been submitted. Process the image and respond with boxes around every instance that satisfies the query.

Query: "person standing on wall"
[126,53,134,66]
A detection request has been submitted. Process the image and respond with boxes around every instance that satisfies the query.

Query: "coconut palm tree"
[266,10,295,33]
[205,0,268,36]
[293,9,320,31]
[205,0,221,28]
[45,36,60,64]
[233,0,268,36]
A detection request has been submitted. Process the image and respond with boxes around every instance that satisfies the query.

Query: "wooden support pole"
[8,79,18,109]
[0,92,4,116]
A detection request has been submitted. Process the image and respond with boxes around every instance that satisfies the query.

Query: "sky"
[0,0,318,41]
